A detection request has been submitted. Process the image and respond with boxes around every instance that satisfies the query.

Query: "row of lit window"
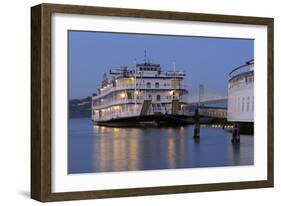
[230,75,254,85]
[201,110,226,117]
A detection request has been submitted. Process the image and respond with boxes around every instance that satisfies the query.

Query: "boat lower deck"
[93,114,189,127]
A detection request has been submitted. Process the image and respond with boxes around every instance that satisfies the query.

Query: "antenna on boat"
[173,62,176,78]
[144,49,147,64]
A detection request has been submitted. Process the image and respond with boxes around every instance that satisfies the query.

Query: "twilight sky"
[68,31,253,100]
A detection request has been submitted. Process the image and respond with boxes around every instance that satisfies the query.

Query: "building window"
[172,91,175,100]
[252,96,254,112]
[247,97,250,112]
[120,92,126,99]
[237,97,240,112]
[127,92,133,100]
[156,95,161,101]
[148,95,152,100]
[155,82,159,88]
[146,82,151,88]
[242,97,245,112]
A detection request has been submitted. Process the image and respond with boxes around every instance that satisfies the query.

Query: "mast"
[173,62,176,90]
[144,49,147,64]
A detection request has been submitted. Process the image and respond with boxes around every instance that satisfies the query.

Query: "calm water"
[68,118,254,174]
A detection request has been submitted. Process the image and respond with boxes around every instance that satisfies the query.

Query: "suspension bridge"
[187,96,228,106]
[185,84,228,120]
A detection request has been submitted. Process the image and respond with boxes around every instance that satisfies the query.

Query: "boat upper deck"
[110,62,185,79]
[93,62,187,100]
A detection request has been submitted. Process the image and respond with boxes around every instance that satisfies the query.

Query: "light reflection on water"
[68,118,254,174]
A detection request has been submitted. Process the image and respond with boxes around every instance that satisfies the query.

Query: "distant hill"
[69,96,93,118]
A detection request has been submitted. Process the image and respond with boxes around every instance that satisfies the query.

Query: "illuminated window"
[120,92,126,99]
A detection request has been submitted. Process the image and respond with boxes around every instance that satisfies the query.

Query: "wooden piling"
[193,108,200,139]
[231,123,240,143]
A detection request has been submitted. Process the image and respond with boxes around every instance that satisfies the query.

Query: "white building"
[227,60,254,123]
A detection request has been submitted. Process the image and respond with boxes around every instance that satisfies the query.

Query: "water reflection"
[68,119,254,174]
[92,126,141,172]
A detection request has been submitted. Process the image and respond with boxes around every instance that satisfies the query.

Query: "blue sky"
[68,31,253,99]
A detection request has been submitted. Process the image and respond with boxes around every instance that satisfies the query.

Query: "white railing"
[93,95,188,110]
[93,110,141,121]
[94,84,188,99]
[93,99,136,110]
[93,107,191,122]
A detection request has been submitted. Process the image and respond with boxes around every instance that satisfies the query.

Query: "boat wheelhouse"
[91,60,189,127]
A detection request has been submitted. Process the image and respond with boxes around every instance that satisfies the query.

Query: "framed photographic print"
[31,3,274,202]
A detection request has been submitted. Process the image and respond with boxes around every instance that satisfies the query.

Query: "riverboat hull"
[93,114,189,127]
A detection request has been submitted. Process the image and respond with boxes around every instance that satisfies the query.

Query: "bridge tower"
[198,84,204,107]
